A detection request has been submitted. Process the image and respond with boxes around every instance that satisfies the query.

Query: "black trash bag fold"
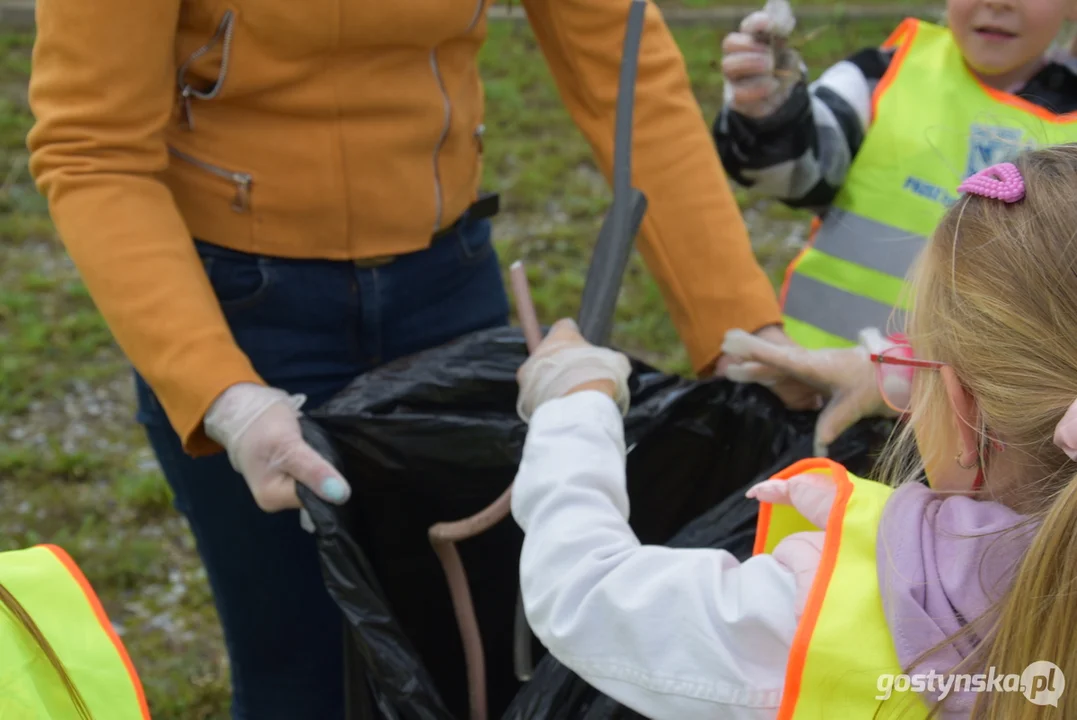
[298,325,894,720]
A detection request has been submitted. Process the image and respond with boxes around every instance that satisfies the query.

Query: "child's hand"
[716,325,824,411]
[720,8,801,118]
[721,328,902,456]
[747,473,837,528]
[516,318,632,422]
[747,472,834,617]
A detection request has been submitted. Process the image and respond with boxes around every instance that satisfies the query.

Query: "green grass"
[0,10,913,718]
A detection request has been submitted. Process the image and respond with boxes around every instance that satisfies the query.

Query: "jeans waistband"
[351,191,500,268]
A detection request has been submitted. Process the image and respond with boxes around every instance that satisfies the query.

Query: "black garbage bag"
[298,326,894,720]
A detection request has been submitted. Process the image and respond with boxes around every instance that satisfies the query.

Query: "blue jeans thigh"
[134,219,510,718]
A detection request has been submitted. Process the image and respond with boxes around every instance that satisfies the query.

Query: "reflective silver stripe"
[783,273,905,342]
[813,209,926,279]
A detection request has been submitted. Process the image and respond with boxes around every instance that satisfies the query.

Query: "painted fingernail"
[322,476,350,503]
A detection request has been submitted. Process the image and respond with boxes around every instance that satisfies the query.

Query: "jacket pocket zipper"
[169,147,253,213]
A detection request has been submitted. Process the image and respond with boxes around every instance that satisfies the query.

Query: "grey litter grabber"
[427,1,651,716]
[576,0,649,346]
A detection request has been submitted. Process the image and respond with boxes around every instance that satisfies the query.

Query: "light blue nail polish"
[322,476,349,503]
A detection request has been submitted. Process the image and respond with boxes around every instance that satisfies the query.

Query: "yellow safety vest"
[781,18,1077,349]
[755,458,930,718]
[0,544,150,719]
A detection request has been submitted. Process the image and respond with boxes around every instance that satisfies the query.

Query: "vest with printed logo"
[781,18,1077,349]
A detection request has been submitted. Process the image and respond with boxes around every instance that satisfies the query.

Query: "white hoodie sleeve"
[511,390,799,720]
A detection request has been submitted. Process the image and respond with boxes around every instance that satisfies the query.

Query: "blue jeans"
[134,217,510,719]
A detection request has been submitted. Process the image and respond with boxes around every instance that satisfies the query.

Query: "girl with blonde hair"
[508,143,1077,718]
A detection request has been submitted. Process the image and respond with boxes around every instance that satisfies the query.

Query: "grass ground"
[0,6,933,718]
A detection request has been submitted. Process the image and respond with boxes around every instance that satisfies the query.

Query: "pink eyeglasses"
[872,338,999,491]
[869,336,945,414]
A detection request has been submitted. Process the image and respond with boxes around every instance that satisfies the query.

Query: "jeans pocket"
[453,217,495,267]
[196,240,276,311]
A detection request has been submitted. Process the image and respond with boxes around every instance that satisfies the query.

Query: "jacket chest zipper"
[475,123,485,154]
[177,9,237,130]
[169,147,253,213]
[429,0,487,232]
[429,53,451,232]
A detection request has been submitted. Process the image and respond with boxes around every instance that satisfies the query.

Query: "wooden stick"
[426,260,544,720]
[510,261,543,352]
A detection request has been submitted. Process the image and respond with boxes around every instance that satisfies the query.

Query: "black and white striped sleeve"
[713,48,894,214]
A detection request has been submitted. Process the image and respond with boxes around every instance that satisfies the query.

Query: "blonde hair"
[877,143,1077,718]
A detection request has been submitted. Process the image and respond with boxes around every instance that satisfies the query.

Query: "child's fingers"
[722,32,772,57]
[723,360,785,387]
[721,51,775,82]
[722,329,821,382]
[786,474,837,528]
[770,378,826,412]
[546,318,582,341]
[730,77,782,108]
[518,318,605,391]
[814,391,869,455]
[530,318,587,357]
[739,10,774,36]
[746,478,792,504]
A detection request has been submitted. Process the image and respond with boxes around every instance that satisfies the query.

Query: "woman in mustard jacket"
[26,0,808,716]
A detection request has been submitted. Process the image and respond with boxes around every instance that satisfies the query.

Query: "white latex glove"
[516,318,632,422]
[721,0,803,119]
[721,328,909,457]
[204,383,351,512]
[715,324,824,411]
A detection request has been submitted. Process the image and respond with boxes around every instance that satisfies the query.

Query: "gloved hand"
[516,318,632,422]
[715,324,823,411]
[720,327,909,456]
[203,383,351,512]
[721,0,803,118]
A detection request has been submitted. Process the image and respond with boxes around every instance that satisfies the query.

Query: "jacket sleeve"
[27,0,265,455]
[512,391,796,720]
[522,0,782,373]
[713,47,894,215]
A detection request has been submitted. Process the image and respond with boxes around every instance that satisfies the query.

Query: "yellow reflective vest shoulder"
[755,458,931,718]
[0,544,150,720]
[780,18,1077,349]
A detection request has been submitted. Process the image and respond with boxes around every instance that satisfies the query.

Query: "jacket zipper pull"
[180,87,195,130]
[231,174,252,213]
